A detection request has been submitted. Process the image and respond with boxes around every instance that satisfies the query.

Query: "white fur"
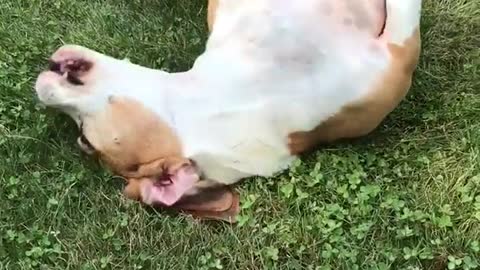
[35,0,422,185]
[383,0,422,45]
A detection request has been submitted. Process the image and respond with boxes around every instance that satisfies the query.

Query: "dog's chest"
[175,99,298,184]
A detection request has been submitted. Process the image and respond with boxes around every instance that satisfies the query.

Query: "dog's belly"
[170,0,392,184]
[176,51,389,184]
[178,105,298,184]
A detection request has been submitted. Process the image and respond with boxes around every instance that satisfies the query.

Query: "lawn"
[0,0,479,269]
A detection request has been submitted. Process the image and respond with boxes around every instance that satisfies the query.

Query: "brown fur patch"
[288,29,421,154]
[82,96,183,175]
[207,0,219,32]
[80,95,239,220]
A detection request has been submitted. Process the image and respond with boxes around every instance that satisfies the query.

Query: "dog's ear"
[173,184,241,223]
[121,157,200,206]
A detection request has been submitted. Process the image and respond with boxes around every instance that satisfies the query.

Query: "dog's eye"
[48,60,62,74]
[127,163,140,172]
[80,134,94,150]
[66,73,84,85]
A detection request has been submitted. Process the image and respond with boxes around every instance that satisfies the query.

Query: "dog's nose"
[46,58,92,86]
[64,59,93,73]
[47,58,92,74]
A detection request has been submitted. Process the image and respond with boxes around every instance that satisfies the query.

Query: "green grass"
[0,0,479,269]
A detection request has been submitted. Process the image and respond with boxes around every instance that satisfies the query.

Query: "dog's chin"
[35,96,82,128]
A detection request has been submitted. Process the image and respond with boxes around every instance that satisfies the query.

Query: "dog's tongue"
[140,167,199,206]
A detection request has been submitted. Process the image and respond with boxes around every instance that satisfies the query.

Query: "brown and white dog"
[35,0,422,222]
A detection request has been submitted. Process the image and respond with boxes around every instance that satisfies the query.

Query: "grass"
[0,0,479,269]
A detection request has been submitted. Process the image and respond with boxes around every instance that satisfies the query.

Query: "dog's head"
[35,44,198,202]
[35,45,239,221]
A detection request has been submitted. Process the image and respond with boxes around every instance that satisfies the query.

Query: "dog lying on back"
[35,0,421,222]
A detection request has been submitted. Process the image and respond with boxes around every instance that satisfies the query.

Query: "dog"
[35,0,422,222]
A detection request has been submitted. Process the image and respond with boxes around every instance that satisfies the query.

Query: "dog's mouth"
[140,164,201,207]
[154,174,174,187]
